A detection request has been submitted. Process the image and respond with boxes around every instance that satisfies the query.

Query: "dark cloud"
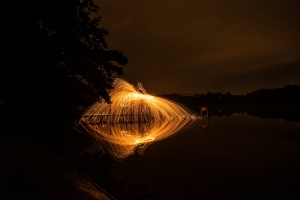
[94,0,300,94]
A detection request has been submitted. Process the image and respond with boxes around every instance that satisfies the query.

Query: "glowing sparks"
[134,136,155,144]
[78,78,198,160]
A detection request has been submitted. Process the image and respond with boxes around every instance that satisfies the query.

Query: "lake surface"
[112,113,300,199]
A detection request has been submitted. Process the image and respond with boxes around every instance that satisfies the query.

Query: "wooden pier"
[82,114,154,124]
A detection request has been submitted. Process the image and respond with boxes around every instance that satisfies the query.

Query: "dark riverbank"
[0,127,112,200]
[0,120,152,200]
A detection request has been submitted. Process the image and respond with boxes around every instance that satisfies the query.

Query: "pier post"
[200,106,209,130]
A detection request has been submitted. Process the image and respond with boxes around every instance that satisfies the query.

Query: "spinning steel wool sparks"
[78,79,198,159]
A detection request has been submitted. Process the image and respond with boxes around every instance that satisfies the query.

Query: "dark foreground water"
[112,113,300,199]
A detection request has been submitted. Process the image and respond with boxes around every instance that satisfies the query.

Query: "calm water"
[113,113,300,199]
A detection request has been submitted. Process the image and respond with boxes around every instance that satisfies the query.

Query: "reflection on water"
[79,117,197,159]
[78,79,198,159]
[200,106,209,130]
[112,113,300,199]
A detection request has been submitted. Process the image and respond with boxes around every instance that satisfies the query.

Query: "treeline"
[201,104,300,122]
[162,84,300,106]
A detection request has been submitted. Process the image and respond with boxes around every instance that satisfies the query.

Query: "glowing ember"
[78,78,198,159]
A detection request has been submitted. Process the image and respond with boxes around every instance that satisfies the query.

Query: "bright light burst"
[78,78,199,160]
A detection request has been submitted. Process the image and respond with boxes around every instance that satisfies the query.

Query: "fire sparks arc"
[78,79,198,160]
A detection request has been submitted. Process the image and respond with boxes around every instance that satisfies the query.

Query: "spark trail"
[78,79,199,160]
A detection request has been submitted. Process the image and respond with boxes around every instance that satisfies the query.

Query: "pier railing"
[81,114,154,124]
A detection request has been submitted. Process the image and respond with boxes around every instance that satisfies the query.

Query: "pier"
[81,114,154,124]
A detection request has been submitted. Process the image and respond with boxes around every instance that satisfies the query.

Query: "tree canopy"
[1,0,127,129]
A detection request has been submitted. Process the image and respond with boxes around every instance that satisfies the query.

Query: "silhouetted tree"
[245,84,300,104]
[1,0,127,130]
[161,84,300,109]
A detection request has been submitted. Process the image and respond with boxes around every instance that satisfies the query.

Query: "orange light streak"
[78,79,198,160]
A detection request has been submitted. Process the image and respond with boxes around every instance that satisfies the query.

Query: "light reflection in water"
[78,79,199,159]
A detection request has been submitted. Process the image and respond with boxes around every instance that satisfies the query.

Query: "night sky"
[95,0,300,94]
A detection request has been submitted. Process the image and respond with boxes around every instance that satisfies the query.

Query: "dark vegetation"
[0,0,150,199]
[163,84,300,105]
[1,0,127,131]
[0,0,154,198]
[162,84,300,122]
